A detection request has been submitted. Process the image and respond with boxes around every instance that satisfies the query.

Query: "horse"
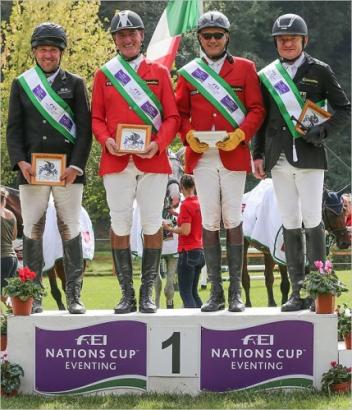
[3,186,94,310]
[241,180,350,307]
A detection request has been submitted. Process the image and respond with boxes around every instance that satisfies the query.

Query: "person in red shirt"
[92,10,180,314]
[163,175,204,308]
[175,11,265,312]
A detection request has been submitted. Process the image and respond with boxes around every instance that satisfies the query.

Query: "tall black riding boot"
[201,229,225,312]
[226,225,245,312]
[112,248,136,314]
[305,222,326,311]
[139,248,161,313]
[63,235,86,314]
[281,228,305,312]
[305,222,326,268]
[23,235,44,313]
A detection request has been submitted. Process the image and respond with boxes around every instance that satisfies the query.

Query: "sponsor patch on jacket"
[57,87,73,97]
[145,79,159,85]
[232,86,243,92]
[190,90,200,96]
[302,77,319,85]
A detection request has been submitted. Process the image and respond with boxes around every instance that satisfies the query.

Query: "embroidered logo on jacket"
[145,79,159,85]
[302,77,319,84]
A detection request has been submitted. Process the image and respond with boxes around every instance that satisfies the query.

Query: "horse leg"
[264,253,276,307]
[47,264,66,310]
[241,239,251,307]
[279,264,290,305]
[164,255,176,308]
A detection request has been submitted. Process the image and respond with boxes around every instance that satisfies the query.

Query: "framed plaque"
[194,131,228,148]
[295,100,331,135]
[116,124,151,154]
[31,153,66,186]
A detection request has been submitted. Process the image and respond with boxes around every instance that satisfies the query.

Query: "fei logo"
[75,335,107,346]
[241,334,274,346]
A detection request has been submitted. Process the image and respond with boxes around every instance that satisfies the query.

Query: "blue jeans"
[177,249,205,308]
[1,257,18,290]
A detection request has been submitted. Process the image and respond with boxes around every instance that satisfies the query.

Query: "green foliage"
[336,303,352,338]
[321,361,351,394]
[1,359,24,395]
[0,315,7,336]
[303,270,348,298]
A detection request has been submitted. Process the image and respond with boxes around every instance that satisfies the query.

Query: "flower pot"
[1,388,18,397]
[315,294,335,314]
[330,381,351,393]
[11,296,33,316]
[0,335,7,351]
[344,333,352,350]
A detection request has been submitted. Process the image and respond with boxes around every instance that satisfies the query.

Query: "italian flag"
[146,0,201,69]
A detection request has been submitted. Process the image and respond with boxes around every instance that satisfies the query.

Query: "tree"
[1,0,115,224]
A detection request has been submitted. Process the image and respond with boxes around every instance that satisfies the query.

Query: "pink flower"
[330,361,337,367]
[325,260,333,273]
[314,260,324,273]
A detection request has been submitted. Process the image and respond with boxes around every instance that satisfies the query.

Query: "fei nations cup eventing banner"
[201,320,313,392]
[35,321,147,394]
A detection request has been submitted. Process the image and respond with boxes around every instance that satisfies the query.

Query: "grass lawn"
[1,390,351,409]
[42,266,351,311]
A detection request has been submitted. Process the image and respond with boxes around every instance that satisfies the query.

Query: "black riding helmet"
[110,10,144,34]
[272,13,308,37]
[31,22,67,50]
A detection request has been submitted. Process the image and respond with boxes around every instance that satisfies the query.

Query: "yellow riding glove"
[186,130,209,154]
[216,129,246,151]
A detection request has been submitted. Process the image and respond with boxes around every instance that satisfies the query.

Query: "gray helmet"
[272,14,308,37]
[110,10,144,34]
[197,11,230,32]
[31,22,67,50]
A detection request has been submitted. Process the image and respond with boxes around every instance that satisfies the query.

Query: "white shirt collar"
[282,53,306,78]
[202,53,227,74]
[128,54,144,71]
[46,67,60,85]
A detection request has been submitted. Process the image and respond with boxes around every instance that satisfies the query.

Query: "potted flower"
[303,260,348,314]
[2,267,46,315]
[1,356,24,396]
[336,303,352,349]
[0,315,7,351]
[321,361,351,394]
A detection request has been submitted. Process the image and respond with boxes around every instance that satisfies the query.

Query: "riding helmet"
[197,11,230,32]
[272,14,308,37]
[31,22,67,50]
[110,10,144,34]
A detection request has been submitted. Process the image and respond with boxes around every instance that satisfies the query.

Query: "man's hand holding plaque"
[216,128,245,151]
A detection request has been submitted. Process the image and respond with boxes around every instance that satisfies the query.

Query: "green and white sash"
[18,66,76,143]
[178,58,247,128]
[101,55,162,131]
[259,60,305,139]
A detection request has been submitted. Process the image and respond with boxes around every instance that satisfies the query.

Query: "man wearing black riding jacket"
[252,14,350,312]
[6,22,92,314]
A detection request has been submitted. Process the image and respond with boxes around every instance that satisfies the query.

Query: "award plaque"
[31,153,66,186]
[193,130,228,148]
[295,100,331,135]
[116,124,152,153]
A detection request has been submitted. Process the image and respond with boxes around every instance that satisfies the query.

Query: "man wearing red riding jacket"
[176,11,265,313]
[92,10,180,314]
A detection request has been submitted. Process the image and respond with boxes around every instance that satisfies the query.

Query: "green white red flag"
[146,0,201,69]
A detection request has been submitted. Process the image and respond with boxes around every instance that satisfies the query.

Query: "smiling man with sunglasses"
[176,11,265,313]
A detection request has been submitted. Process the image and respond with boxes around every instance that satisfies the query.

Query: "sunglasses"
[200,32,225,40]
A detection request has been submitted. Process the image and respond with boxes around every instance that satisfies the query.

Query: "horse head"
[2,186,23,238]
[323,188,350,249]
[164,152,184,213]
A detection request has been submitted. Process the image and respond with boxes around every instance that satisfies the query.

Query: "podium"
[7,308,337,395]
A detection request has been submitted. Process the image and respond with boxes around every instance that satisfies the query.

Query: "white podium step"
[7,308,337,395]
